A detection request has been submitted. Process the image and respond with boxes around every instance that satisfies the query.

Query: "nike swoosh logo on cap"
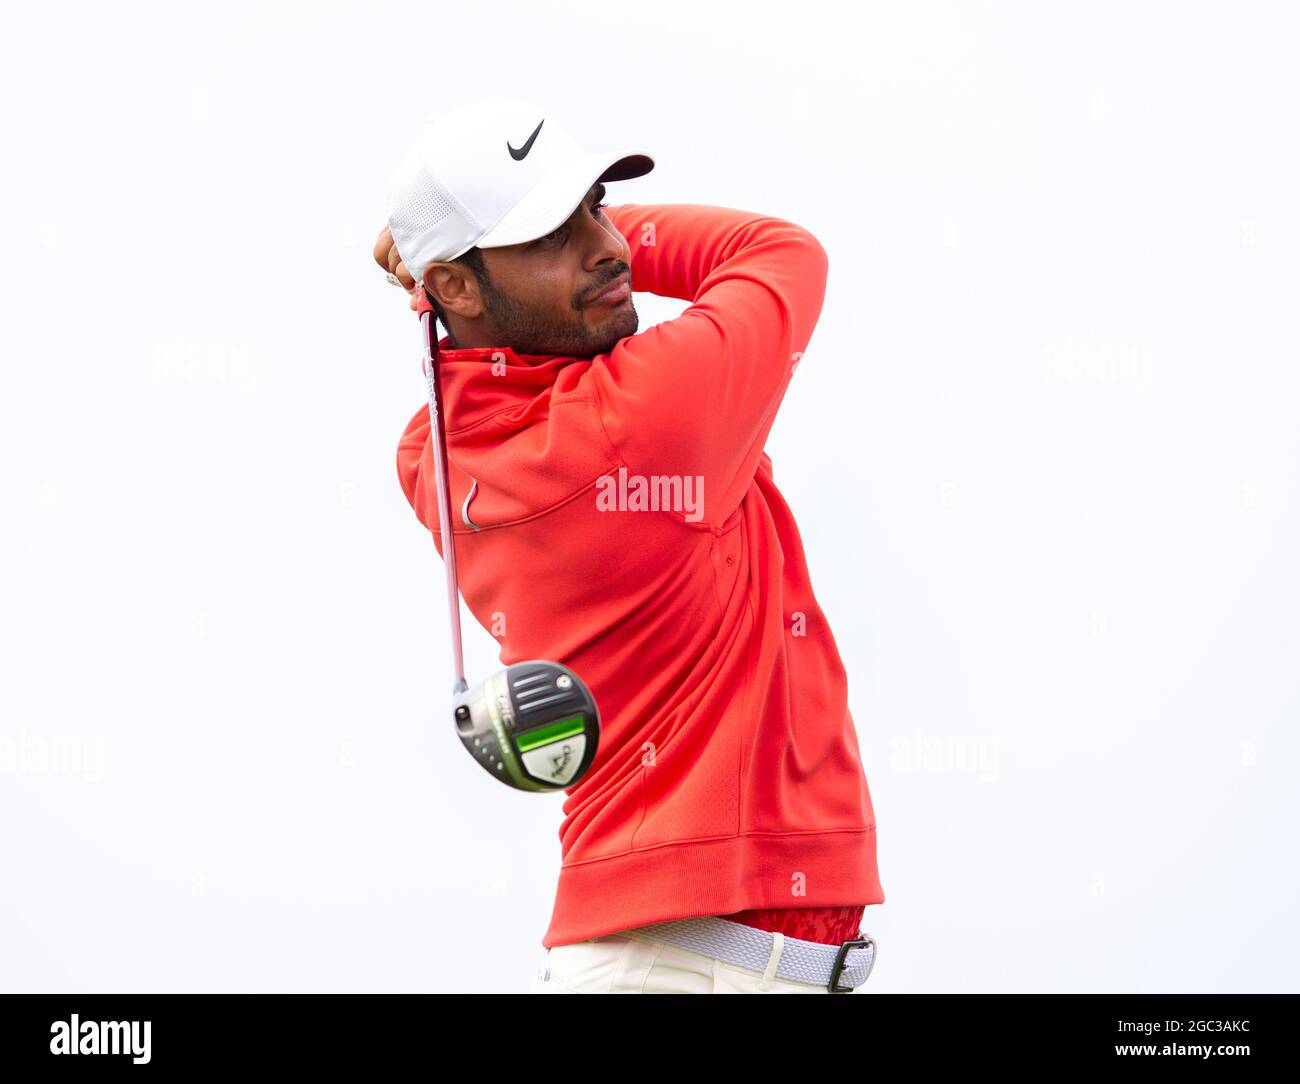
[507,119,544,161]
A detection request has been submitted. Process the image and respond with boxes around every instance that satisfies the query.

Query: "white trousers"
[528,928,860,994]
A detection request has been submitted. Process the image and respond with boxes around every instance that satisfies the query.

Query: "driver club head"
[452,660,600,792]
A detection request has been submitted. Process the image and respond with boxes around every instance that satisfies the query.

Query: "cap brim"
[474,148,655,251]
[597,151,654,183]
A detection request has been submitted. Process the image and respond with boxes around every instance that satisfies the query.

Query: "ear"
[423,263,483,320]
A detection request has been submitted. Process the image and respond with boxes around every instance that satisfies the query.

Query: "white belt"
[622,915,877,992]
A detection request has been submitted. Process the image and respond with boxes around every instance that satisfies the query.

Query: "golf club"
[418,301,601,792]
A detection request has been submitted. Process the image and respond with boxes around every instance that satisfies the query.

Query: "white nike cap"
[385,95,655,284]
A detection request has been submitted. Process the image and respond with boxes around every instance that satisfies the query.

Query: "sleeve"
[584,202,829,529]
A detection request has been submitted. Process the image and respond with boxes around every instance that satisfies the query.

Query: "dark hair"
[427,247,489,333]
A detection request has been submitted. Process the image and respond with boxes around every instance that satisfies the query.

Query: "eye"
[539,200,606,246]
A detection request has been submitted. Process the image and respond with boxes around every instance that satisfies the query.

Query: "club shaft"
[421,311,468,693]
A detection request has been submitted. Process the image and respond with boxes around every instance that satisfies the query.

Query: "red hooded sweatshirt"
[396,202,884,949]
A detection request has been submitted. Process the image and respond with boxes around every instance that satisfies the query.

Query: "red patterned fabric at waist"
[718,905,867,946]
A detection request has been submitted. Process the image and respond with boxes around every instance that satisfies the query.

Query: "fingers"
[374,224,418,296]
[373,226,394,271]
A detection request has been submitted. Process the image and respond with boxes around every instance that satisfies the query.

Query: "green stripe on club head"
[515,714,587,752]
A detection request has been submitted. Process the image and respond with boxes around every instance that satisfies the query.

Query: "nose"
[579,209,627,270]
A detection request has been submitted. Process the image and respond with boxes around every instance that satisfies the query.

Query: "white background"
[2,1,1297,993]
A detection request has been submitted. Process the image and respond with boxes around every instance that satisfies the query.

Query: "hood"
[397,334,614,534]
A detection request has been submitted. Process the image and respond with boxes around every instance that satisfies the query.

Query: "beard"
[476,267,638,359]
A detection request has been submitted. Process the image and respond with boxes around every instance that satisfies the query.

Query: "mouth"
[585,273,631,307]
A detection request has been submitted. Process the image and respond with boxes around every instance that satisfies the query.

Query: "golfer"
[375,96,884,993]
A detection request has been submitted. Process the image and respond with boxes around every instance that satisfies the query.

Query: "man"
[376,96,884,993]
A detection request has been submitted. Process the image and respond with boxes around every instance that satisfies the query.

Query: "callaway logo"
[548,742,574,778]
[508,119,544,160]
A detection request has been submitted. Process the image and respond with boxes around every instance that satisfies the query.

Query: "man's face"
[432,181,638,358]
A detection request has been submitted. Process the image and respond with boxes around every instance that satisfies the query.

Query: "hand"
[373,225,426,313]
